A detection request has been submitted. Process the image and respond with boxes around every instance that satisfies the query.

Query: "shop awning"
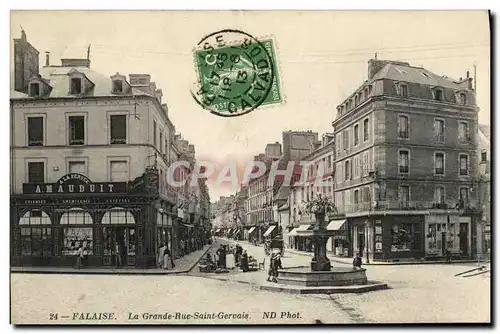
[182,224,194,228]
[215,229,221,233]
[248,227,256,234]
[227,228,233,234]
[327,219,346,231]
[296,224,312,232]
[288,228,299,237]
[263,225,276,237]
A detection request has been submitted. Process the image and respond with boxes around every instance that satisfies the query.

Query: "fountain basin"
[277,266,368,287]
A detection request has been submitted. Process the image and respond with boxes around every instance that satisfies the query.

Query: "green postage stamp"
[192,30,283,117]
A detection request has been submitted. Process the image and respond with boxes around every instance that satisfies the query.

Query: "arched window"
[102,207,136,224]
[60,208,93,255]
[19,210,52,256]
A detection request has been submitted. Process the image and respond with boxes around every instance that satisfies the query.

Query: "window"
[459,187,469,203]
[458,121,469,143]
[459,154,469,176]
[398,115,409,139]
[27,117,43,146]
[481,151,487,163]
[433,88,443,101]
[102,207,136,224]
[110,160,129,182]
[435,153,444,175]
[399,186,410,208]
[343,130,349,150]
[28,162,44,183]
[19,209,53,256]
[29,82,40,97]
[345,160,351,181]
[434,119,445,142]
[354,190,359,204]
[153,120,158,147]
[390,223,420,252]
[110,115,127,144]
[112,80,123,93]
[159,131,164,154]
[71,78,82,94]
[68,116,85,145]
[354,124,359,146]
[399,150,409,174]
[363,118,369,142]
[355,95,359,106]
[336,134,341,155]
[69,161,86,175]
[459,93,467,105]
[435,186,445,204]
[400,84,408,97]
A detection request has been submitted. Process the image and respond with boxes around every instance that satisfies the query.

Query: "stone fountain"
[269,196,387,293]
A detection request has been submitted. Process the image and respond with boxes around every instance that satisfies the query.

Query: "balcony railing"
[435,133,445,142]
[337,200,480,214]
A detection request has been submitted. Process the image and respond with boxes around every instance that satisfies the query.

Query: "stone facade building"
[332,58,481,262]
[10,30,210,268]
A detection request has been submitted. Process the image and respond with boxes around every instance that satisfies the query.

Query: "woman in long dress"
[158,244,166,268]
[164,247,175,270]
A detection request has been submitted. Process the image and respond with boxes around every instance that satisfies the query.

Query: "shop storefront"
[11,172,164,268]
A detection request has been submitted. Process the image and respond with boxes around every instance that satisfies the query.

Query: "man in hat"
[267,250,283,283]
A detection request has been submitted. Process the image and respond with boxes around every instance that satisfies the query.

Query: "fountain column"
[310,212,331,272]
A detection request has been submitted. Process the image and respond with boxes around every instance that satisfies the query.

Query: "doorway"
[459,223,469,257]
[357,230,364,257]
[103,227,136,266]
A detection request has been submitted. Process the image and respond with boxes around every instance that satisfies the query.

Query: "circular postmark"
[191,29,275,117]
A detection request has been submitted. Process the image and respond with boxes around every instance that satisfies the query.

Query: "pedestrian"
[446,249,452,263]
[216,244,226,269]
[164,246,175,270]
[158,244,166,268]
[74,243,84,269]
[268,251,283,283]
[180,239,185,257]
[240,250,249,272]
[114,242,122,268]
[353,253,362,270]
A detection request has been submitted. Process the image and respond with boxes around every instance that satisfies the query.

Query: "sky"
[10,10,491,201]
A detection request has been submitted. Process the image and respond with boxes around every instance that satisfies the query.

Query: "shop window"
[27,117,44,146]
[110,115,127,144]
[60,208,93,225]
[390,223,420,252]
[28,162,45,183]
[68,116,85,145]
[62,227,93,256]
[19,210,52,256]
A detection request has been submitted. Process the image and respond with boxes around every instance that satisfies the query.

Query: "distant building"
[282,130,319,160]
[477,124,490,258]
[265,142,282,160]
[332,58,481,262]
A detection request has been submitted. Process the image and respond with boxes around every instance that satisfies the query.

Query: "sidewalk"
[222,238,478,266]
[11,243,214,275]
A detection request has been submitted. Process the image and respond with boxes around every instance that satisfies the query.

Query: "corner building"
[10,31,209,268]
[332,58,482,262]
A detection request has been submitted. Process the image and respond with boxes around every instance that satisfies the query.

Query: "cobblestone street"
[11,238,490,324]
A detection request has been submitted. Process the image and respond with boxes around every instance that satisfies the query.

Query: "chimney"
[45,51,50,66]
[13,29,40,92]
[155,89,163,104]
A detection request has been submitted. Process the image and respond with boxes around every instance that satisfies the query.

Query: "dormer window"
[459,92,467,105]
[399,83,408,97]
[113,80,123,93]
[71,78,82,94]
[29,82,40,97]
[433,87,443,101]
[354,95,359,106]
